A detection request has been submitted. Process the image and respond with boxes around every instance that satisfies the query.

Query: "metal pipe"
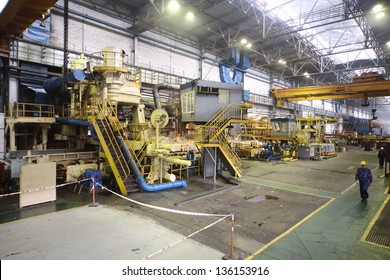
[152,83,180,109]
[158,155,192,166]
[117,136,187,191]
[163,172,176,182]
[56,117,99,141]
[43,69,86,94]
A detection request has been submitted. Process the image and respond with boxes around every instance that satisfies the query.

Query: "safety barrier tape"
[96,182,230,217]
[0,178,92,198]
[94,182,235,259]
[143,214,231,260]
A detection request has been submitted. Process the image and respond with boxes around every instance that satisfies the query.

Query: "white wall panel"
[202,61,221,82]
[244,73,270,96]
[136,39,199,79]
[324,101,333,111]
[51,14,134,57]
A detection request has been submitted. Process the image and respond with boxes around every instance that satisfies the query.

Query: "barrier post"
[230,213,235,257]
[223,213,238,260]
[89,177,99,207]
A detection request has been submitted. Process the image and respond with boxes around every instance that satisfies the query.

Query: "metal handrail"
[217,133,242,170]
[197,104,250,143]
[94,101,132,181]
[98,113,132,180]
[8,102,55,118]
[103,100,143,168]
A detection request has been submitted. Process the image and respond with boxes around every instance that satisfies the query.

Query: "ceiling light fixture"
[186,11,194,21]
[376,12,385,19]
[240,38,248,44]
[386,41,390,47]
[278,59,286,65]
[304,71,310,78]
[372,4,383,13]
[167,0,180,12]
[246,43,252,48]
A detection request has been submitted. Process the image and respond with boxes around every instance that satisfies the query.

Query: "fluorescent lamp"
[186,11,194,21]
[372,4,383,13]
[376,12,385,19]
[167,0,180,12]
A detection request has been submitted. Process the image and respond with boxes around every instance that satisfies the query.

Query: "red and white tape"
[98,183,230,217]
[96,182,234,259]
[0,178,92,198]
[143,213,232,260]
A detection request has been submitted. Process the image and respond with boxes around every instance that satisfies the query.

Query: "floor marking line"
[244,176,340,194]
[340,182,358,194]
[245,198,335,260]
[360,195,390,243]
[242,177,337,199]
[361,240,390,250]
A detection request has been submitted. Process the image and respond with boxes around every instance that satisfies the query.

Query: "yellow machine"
[52,48,194,195]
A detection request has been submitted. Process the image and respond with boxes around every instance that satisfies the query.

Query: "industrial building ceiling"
[70,0,389,86]
[0,0,58,52]
[1,0,388,87]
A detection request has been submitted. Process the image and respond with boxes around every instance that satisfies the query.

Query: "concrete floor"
[0,147,389,259]
[0,205,224,260]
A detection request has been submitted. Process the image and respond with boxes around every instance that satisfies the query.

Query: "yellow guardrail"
[7,102,55,118]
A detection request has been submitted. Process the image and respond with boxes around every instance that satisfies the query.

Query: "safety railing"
[196,104,250,143]
[99,99,143,169]
[136,142,148,164]
[11,38,194,86]
[217,133,242,176]
[57,100,102,119]
[94,101,133,183]
[6,102,55,119]
[240,126,272,137]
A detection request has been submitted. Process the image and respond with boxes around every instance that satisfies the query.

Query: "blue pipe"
[56,117,99,141]
[43,69,86,94]
[117,136,188,192]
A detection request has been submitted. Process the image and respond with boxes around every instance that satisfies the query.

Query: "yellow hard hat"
[360,161,367,165]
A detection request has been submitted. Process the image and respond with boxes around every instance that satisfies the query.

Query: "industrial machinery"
[5,47,197,198]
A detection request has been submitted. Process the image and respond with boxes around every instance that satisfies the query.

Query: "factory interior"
[0,0,390,261]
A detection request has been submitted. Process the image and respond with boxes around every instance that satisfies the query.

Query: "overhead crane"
[272,73,390,107]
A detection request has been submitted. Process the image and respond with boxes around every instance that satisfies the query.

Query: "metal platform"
[365,197,390,249]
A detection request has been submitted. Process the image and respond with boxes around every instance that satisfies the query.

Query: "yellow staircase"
[195,103,251,178]
[90,101,142,195]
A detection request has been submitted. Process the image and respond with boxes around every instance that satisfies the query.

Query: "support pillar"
[9,60,18,108]
[199,46,204,79]
[9,123,16,152]
[42,124,49,150]
[133,36,138,66]
[33,124,38,149]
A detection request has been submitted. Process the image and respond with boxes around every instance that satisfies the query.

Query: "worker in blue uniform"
[355,161,372,202]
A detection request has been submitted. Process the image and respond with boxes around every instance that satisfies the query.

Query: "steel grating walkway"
[247,167,390,260]
[364,196,390,249]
